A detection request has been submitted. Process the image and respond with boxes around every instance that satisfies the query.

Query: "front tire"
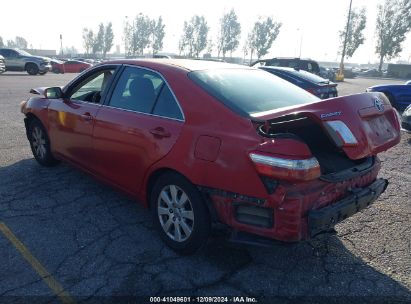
[26,63,39,75]
[28,119,60,166]
[151,173,211,255]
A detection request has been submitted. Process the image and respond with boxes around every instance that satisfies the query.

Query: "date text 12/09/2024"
[150,296,258,303]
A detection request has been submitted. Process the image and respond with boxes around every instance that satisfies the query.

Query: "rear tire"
[26,63,39,75]
[151,172,211,255]
[28,119,60,166]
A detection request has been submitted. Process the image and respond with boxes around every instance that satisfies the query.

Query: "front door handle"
[81,112,93,121]
[149,127,171,138]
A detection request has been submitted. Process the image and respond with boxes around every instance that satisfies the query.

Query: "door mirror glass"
[45,87,63,99]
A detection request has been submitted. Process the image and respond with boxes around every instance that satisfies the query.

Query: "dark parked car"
[401,104,411,132]
[21,59,400,254]
[358,69,381,77]
[367,80,411,111]
[251,57,321,75]
[319,66,336,82]
[260,66,338,99]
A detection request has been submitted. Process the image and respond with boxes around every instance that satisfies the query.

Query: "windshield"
[188,68,319,116]
[16,49,32,56]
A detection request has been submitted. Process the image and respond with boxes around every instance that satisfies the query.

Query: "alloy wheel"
[157,185,195,242]
[31,126,47,160]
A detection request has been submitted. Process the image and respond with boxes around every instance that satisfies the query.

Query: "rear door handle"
[149,127,171,138]
[81,112,93,121]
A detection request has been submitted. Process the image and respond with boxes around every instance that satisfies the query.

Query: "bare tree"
[339,7,367,59]
[62,46,78,56]
[375,0,411,71]
[6,36,28,49]
[0,36,3,48]
[217,9,241,59]
[15,36,28,49]
[82,28,94,56]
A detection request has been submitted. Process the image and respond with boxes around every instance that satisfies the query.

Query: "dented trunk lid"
[251,93,401,160]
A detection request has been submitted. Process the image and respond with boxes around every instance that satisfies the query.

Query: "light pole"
[296,28,303,58]
[60,34,63,57]
[338,0,353,81]
[124,16,129,57]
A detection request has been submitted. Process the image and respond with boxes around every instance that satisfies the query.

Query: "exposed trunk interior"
[257,115,369,175]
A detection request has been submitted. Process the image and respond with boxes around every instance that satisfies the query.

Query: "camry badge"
[320,111,342,119]
[374,97,384,112]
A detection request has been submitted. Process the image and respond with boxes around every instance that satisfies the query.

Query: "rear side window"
[153,85,183,120]
[189,68,318,117]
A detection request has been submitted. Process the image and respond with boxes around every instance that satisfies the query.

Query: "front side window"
[108,66,183,119]
[70,69,115,103]
[189,68,319,117]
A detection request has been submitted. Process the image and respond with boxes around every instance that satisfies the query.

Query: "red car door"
[48,67,116,169]
[92,66,184,195]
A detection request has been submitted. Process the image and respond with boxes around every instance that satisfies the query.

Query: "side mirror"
[44,87,63,99]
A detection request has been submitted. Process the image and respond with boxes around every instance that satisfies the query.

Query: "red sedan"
[20,60,401,254]
[52,60,92,73]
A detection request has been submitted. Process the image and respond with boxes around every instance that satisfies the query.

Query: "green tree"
[130,14,152,56]
[179,15,209,58]
[192,16,209,58]
[179,20,195,57]
[375,0,411,71]
[248,17,281,59]
[152,16,166,55]
[217,9,241,59]
[123,18,132,56]
[92,23,105,56]
[103,22,114,58]
[339,7,367,59]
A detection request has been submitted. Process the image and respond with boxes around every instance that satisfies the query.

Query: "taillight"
[324,120,358,147]
[306,87,318,95]
[249,152,321,182]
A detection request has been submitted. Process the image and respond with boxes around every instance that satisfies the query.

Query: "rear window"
[286,69,327,84]
[188,68,319,116]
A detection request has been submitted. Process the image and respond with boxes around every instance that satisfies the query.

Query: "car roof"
[262,66,296,72]
[103,59,247,72]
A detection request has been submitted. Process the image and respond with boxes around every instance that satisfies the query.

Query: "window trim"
[103,64,185,122]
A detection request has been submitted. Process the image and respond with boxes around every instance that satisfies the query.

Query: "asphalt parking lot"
[0,72,410,303]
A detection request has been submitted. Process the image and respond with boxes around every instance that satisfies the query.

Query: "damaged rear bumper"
[206,158,386,243]
[308,178,388,237]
